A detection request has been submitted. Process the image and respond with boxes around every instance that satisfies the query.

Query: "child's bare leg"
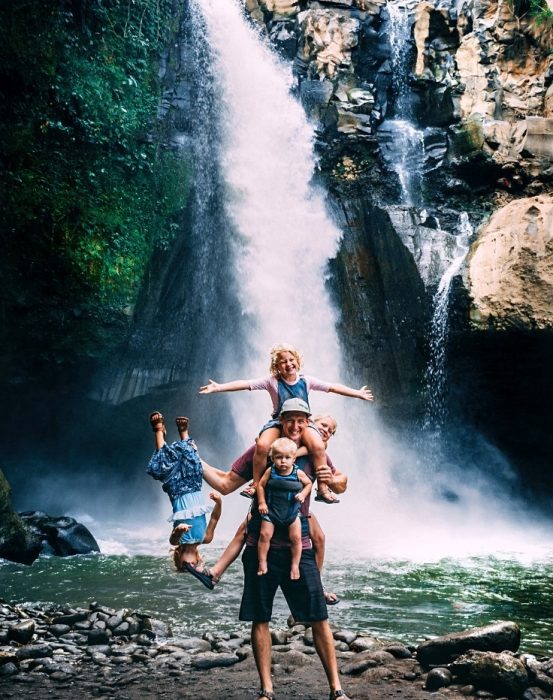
[176,416,189,440]
[257,520,274,576]
[150,411,166,450]
[242,427,281,497]
[209,520,247,582]
[302,428,339,504]
[289,517,302,580]
[169,523,191,546]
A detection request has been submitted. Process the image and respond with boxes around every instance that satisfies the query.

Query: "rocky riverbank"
[1,601,552,699]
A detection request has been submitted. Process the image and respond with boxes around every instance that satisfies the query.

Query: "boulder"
[17,511,100,556]
[466,195,553,330]
[450,650,529,698]
[416,621,521,668]
[0,470,41,565]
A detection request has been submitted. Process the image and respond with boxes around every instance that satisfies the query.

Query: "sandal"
[183,562,215,590]
[149,411,165,433]
[314,489,340,504]
[324,590,340,606]
[258,691,275,700]
[175,416,189,433]
[240,482,257,499]
[329,691,349,700]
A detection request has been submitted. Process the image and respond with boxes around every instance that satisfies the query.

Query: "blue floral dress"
[147,438,212,544]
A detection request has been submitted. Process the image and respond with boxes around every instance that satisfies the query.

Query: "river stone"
[450,650,529,697]
[341,652,379,675]
[416,621,521,668]
[288,640,317,654]
[425,667,453,690]
[0,650,18,665]
[383,644,412,658]
[87,629,110,645]
[334,629,357,645]
[49,624,71,637]
[8,619,35,644]
[16,643,53,660]
[350,636,378,652]
[271,629,290,645]
[86,644,111,656]
[0,662,18,676]
[167,637,211,653]
[52,612,88,626]
[191,651,239,669]
[273,649,314,669]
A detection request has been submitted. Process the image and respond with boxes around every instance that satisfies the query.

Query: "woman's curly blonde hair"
[269,344,303,377]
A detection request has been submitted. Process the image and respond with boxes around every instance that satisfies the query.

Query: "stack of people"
[146,343,374,700]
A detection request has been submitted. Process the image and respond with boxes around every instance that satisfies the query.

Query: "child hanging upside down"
[199,343,373,503]
[256,437,312,580]
[146,412,221,589]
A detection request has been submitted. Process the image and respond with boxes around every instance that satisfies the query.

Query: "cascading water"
[423,212,472,431]
[378,0,426,206]
[191,0,346,443]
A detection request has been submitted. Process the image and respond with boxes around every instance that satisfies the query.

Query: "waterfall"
[379,1,425,206]
[191,0,348,443]
[423,213,472,431]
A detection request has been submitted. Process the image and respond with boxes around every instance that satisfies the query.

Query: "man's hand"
[315,464,334,485]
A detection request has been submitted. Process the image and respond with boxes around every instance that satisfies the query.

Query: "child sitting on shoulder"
[256,437,312,580]
[199,343,373,504]
[147,412,221,589]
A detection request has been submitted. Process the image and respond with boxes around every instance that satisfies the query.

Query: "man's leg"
[251,621,273,695]
[311,620,343,695]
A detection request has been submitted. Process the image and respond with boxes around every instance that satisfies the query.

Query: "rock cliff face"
[247,0,553,480]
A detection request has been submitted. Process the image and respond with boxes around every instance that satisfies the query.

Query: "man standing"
[235,398,349,700]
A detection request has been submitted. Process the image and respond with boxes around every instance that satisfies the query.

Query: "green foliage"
[509,0,553,27]
[0,0,188,365]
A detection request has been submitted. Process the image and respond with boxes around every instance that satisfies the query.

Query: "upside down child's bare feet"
[169,523,191,546]
[175,416,189,440]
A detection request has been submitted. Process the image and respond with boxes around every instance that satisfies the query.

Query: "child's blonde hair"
[269,437,298,459]
[172,544,203,572]
[314,414,338,435]
[269,344,303,376]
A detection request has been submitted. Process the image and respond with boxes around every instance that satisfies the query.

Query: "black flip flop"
[183,562,215,590]
[314,492,340,504]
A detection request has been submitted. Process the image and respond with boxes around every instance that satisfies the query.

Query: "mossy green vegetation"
[0,0,188,371]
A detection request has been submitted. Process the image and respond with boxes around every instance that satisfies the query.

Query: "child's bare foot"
[150,411,166,433]
[169,523,191,545]
[290,565,300,580]
[257,562,268,576]
[314,486,340,504]
[175,416,189,440]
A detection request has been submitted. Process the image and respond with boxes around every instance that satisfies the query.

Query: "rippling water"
[2,537,552,656]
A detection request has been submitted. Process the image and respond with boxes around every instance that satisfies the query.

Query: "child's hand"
[199,379,220,394]
[209,491,221,503]
[358,385,374,401]
[258,503,269,515]
[295,493,305,503]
